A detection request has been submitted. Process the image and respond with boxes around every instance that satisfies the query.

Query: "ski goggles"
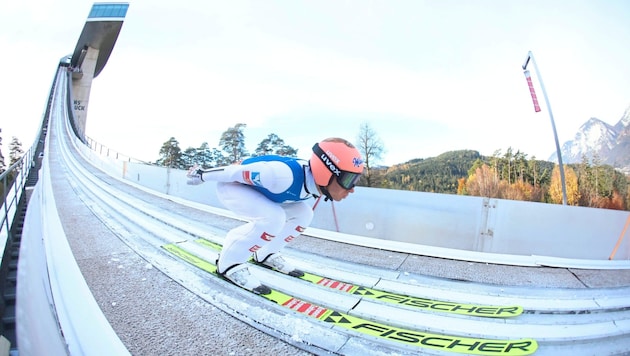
[312,143,362,190]
[336,170,362,190]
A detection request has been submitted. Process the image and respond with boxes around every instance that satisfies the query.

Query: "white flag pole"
[522,51,568,205]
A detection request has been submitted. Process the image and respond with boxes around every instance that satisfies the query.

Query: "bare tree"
[356,122,384,187]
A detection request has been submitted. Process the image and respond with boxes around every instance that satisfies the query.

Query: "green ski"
[162,242,537,356]
[194,238,523,318]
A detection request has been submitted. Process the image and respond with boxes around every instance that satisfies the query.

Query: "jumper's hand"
[186,164,204,185]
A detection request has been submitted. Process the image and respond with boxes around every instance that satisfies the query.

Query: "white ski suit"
[195,155,319,273]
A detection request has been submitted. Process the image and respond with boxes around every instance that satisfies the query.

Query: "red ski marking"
[338,283,354,292]
[283,298,328,318]
[317,278,355,292]
[317,278,334,287]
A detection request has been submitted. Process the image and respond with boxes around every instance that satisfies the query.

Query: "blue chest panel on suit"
[241,155,307,202]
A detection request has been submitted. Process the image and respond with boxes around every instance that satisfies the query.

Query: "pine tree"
[219,123,248,163]
[181,147,196,168]
[195,142,224,168]
[275,144,298,157]
[0,129,5,174]
[253,134,297,157]
[156,137,184,168]
[9,137,24,169]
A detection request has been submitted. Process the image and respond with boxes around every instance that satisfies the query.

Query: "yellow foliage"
[503,181,532,201]
[549,165,580,205]
[457,177,467,195]
[466,164,500,198]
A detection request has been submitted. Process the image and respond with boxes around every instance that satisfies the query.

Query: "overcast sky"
[2,0,630,165]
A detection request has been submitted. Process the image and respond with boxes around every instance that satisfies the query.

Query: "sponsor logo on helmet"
[320,153,341,177]
[353,157,364,167]
[325,150,341,163]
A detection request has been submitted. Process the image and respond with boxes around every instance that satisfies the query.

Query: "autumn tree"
[356,122,385,187]
[219,123,248,163]
[549,165,580,205]
[502,181,533,201]
[457,177,467,195]
[466,164,500,198]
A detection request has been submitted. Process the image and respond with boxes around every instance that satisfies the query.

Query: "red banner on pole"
[524,70,541,112]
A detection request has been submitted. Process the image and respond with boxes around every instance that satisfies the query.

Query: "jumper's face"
[327,178,355,201]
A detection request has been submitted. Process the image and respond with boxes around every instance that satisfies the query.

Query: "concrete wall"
[70,46,99,139]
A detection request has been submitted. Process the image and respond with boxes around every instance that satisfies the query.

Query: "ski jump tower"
[67,3,129,142]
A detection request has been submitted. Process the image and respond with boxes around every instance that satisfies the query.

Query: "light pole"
[522,51,568,205]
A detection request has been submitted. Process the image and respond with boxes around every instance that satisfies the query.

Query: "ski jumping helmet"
[310,138,364,190]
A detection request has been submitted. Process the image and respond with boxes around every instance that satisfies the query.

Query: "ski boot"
[254,253,304,278]
[216,262,271,295]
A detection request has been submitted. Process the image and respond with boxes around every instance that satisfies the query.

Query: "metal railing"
[0,66,55,265]
[0,159,28,253]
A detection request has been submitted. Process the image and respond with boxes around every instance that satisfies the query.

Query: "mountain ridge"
[549,104,630,174]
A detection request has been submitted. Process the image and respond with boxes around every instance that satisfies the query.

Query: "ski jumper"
[199,156,319,273]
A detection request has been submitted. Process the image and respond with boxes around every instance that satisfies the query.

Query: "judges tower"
[68,3,129,141]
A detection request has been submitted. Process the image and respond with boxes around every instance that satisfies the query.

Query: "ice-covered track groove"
[41,72,630,355]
